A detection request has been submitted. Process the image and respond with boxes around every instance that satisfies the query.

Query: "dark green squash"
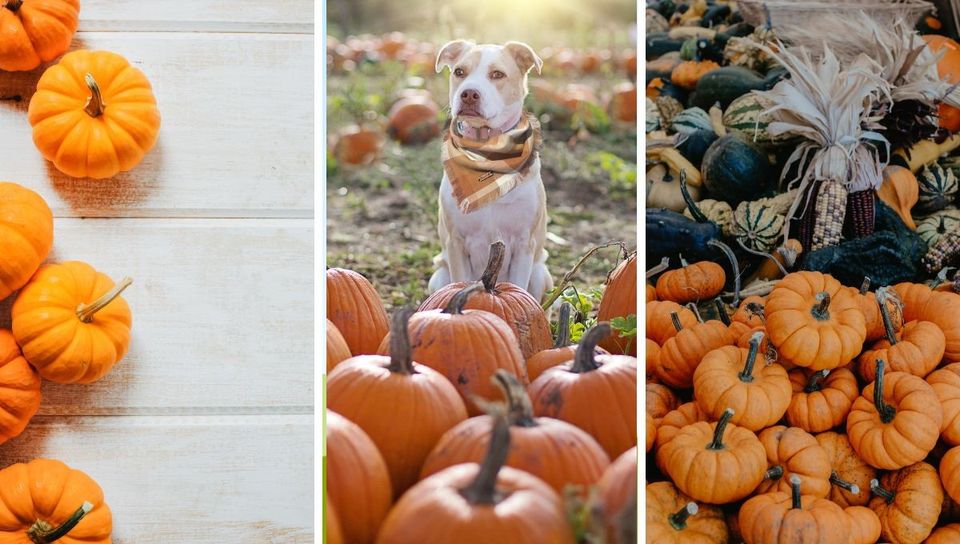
[701,132,772,205]
[689,66,786,110]
[647,32,685,61]
[676,129,718,168]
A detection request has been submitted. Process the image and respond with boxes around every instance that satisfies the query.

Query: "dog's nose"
[460,88,481,105]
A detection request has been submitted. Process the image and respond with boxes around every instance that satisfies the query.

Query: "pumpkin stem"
[707,239,741,307]
[480,241,505,291]
[860,277,871,295]
[493,370,536,427]
[804,369,830,393]
[387,308,416,375]
[873,359,897,424]
[553,302,573,348]
[764,465,784,480]
[714,298,732,326]
[789,474,802,509]
[459,410,511,505]
[76,277,132,323]
[5,0,23,12]
[83,74,106,118]
[680,170,709,224]
[685,302,703,323]
[707,408,734,450]
[670,312,684,333]
[668,502,698,531]
[830,472,860,495]
[647,256,671,279]
[875,287,900,346]
[810,291,831,321]
[443,283,484,315]
[27,502,93,544]
[570,323,611,373]
[738,331,764,383]
[869,479,895,504]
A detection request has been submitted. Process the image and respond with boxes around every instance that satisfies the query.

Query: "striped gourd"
[683,198,734,236]
[916,163,958,215]
[917,208,960,249]
[722,93,789,146]
[646,97,661,133]
[733,199,785,252]
[669,107,713,135]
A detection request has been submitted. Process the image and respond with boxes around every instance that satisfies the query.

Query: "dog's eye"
[453,67,465,77]
[490,70,505,79]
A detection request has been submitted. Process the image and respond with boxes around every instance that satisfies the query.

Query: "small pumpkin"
[869,462,943,544]
[646,412,656,453]
[928,523,960,543]
[916,162,958,215]
[917,209,960,250]
[917,290,960,363]
[655,260,726,304]
[0,0,79,71]
[785,367,858,433]
[0,458,111,543]
[386,95,440,144]
[28,50,161,179]
[645,338,660,381]
[0,182,53,302]
[756,425,833,499]
[655,312,735,389]
[326,319,352,372]
[739,475,851,544]
[597,253,638,355]
[655,401,710,454]
[878,166,919,230]
[941,446,960,505]
[647,382,679,425]
[894,281,934,322]
[671,58,720,90]
[0,330,41,446]
[646,300,698,345]
[845,505,882,544]
[856,288,945,381]
[928,363,960,446]
[12,262,132,384]
[327,268,390,356]
[646,481,728,543]
[816,431,875,508]
[333,124,383,165]
[856,281,904,344]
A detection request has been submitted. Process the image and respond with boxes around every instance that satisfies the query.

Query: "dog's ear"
[504,41,542,75]
[435,40,473,73]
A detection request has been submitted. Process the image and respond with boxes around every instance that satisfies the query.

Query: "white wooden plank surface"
[78,1,314,33]
[0,415,314,544]
[0,32,313,218]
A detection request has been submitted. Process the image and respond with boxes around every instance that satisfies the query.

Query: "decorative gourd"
[0,458,111,543]
[690,65,784,110]
[0,0,79,71]
[326,319,352,371]
[693,331,791,431]
[646,300,697,345]
[669,107,713,135]
[0,330,40,446]
[682,198,733,235]
[722,92,790,146]
[646,481,727,543]
[868,462,943,544]
[333,124,383,165]
[816,432,875,508]
[878,166,919,230]
[0,182,53,301]
[527,304,608,382]
[418,242,552,360]
[375,412,575,544]
[765,271,866,370]
[421,371,609,495]
[740,475,851,543]
[655,312,735,389]
[647,382,679,425]
[928,364,960,446]
[596,253,637,355]
[700,132,772,206]
[386,96,440,144]
[327,309,468,497]
[654,401,710,454]
[676,129,718,168]
[12,262,132,384]
[598,448,638,541]
[671,59,720,90]
[326,411,392,544]
[326,268,389,356]
[647,163,703,212]
[656,408,766,504]
[857,288,944,381]
[28,50,161,179]
[916,163,959,215]
[847,360,943,470]
[645,97,661,132]
[732,199,786,252]
[941,446,960,504]
[785,368,858,433]
[917,209,960,250]
[527,324,637,458]
[379,284,526,415]
[655,260,725,304]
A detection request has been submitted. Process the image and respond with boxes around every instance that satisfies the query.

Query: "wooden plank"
[0,32,314,219]
[0,414,314,543]
[78,0,314,33]
[0,218,314,412]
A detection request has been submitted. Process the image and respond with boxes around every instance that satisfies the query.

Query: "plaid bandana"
[441,113,541,214]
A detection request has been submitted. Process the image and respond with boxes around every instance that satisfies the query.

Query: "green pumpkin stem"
[5,0,23,12]
[443,283,484,315]
[670,312,684,333]
[27,502,93,544]
[876,287,899,346]
[668,502,698,531]
[738,331,764,383]
[83,74,106,118]
[707,408,735,450]
[789,475,802,509]
[870,479,895,504]
[830,472,861,495]
[493,370,536,427]
[459,411,511,505]
[387,308,416,375]
[873,359,897,424]
[570,323,611,373]
[553,302,573,348]
[480,241,505,291]
[76,276,133,323]
[811,291,831,321]
[707,239,741,307]
[765,465,784,480]
[714,298,732,326]
[804,370,830,393]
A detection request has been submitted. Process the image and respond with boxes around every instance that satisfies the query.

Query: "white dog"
[428,40,553,301]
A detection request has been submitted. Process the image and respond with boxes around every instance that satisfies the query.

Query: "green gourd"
[733,200,786,252]
[670,107,713,135]
[723,93,793,146]
[917,208,960,249]
[690,66,786,110]
[916,163,958,215]
[701,132,772,206]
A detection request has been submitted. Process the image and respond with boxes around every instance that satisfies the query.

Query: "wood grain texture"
[78,0,314,33]
[0,32,313,218]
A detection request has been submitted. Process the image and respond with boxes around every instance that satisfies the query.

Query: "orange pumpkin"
[856,281,904,343]
[893,281,933,322]
[671,59,720,90]
[12,262,132,384]
[0,458,111,543]
[655,312,735,389]
[646,283,656,302]
[326,267,389,356]
[0,330,41,445]
[386,95,440,144]
[28,50,161,179]
[816,431,875,508]
[646,300,697,345]
[845,506,881,544]
[597,253,637,355]
[869,462,943,544]
[740,475,851,543]
[326,319,352,372]
[333,124,383,165]
[928,523,960,543]
[856,288,944,381]
[655,260,726,304]
[418,241,552,360]
[375,412,575,544]
[731,295,766,329]
[0,182,53,302]
[925,35,960,133]
[527,303,608,381]
[327,309,469,497]
[785,368,858,433]
[0,0,79,71]
[326,411,392,544]
[645,412,656,453]
[928,363,960,446]
[325,496,343,544]
[755,426,832,499]
[527,323,637,458]
[916,291,960,363]
[941,446,960,505]
[646,382,679,425]
[646,481,727,543]
[655,401,710,454]
[597,448,639,541]
[608,82,637,123]
[645,338,660,381]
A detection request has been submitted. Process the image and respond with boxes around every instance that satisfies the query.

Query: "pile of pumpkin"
[645,263,960,543]
[325,242,638,543]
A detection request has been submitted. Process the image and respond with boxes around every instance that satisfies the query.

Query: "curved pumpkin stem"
[493,370,536,427]
[707,239,741,307]
[553,302,573,348]
[873,359,896,424]
[480,241,505,291]
[789,475,802,509]
[5,0,23,12]
[670,312,684,333]
[870,479,895,504]
[875,287,900,346]
[647,256,671,279]
[387,308,416,375]
[764,465,784,481]
[707,407,734,450]
[713,298,732,326]
[570,322,611,374]
[83,74,106,118]
[459,411,511,505]
[76,277,132,323]
[680,170,709,224]
[738,331,764,383]
[27,502,93,544]
[804,369,830,393]
[668,502,698,531]
[810,291,831,321]
[443,283,484,315]
[830,472,860,495]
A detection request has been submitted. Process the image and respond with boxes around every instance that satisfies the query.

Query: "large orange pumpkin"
[925,35,960,133]
[325,319,352,372]
[0,458,112,543]
[0,330,41,445]
[0,182,53,303]
[0,0,79,71]
[28,50,161,179]
[326,267,389,356]
[12,262,132,384]
[597,253,637,355]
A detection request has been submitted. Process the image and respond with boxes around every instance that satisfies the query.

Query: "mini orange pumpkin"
[645,338,660,382]
[28,50,161,179]
[893,281,933,322]
[0,459,112,543]
[856,288,944,381]
[646,382,679,425]
[740,475,851,543]
[816,432,875,508]
[754,425,832,498]
[869,462,943,544]
[941,446,960,505]
[646,300,697,345]
[0,0,79,71]
[646,412,656,453]
[671,59,720,90]
[916,291,960,363]
[12,262,132,384]
[785,368,859,433]
[327,267,389,356]
[655,312,735,389]
[655,260,726,304]
[646,481,727,543]
[928,363,960,446]
[0,182,53,302]
[928,523,960,543]
[845,505,881,544]
[0,330,41,446]
[654,401,710,454]
[856,280,904,343]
